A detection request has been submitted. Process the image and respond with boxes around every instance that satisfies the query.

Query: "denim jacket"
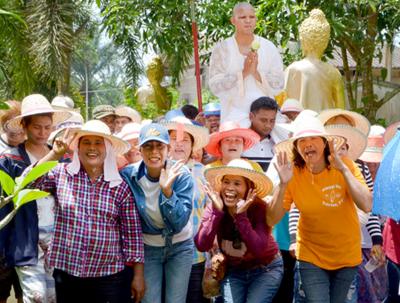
[120,161,194,239]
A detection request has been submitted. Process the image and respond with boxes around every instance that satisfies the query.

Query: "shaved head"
[232,2,254,17]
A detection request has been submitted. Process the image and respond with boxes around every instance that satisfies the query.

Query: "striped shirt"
[242,135,274,172]
[34,163,144,277]
[188,160,208,264]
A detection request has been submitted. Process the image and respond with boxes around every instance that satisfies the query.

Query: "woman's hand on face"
[236,188,257,214]
[328,140,346,172]
[204,182,224,211]
[274,152,293,185]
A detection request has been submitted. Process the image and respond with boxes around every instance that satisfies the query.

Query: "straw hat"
[369,125,386,137]
[205,121,260,157]
[51,95,80,113]
[274,114,346,159]
[359,136,384,163]
[115,105,142,123]
[163,116,209,151]
[69,120,130,155]
[48,111,84,143]
[204,159,273,198]
[280,98,304,113]
[383,121,400,145]
[6,94,72,132]
[318,109,370,136]
[324,124,367,160]
[277,109,318,133]
[117,122,142,141]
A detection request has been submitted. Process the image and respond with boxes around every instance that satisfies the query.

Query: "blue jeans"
[221,256,283,303]
[297,260,357,303]
[142,239,193,303]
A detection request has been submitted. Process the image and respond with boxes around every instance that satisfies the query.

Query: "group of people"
[0,2,400,303]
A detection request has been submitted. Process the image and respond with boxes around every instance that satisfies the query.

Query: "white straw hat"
[117,122,142,141]
[163,116,210,151]
[280,98,304,113]
[69,120,130,155]
[6,94,72,131]
[318,109,370,136]
[325,124,367,160]
[51,95,79,112]
[204,159,273,198]
[48,111,84,143]
[274,113,346,159]
[115,105,142,123]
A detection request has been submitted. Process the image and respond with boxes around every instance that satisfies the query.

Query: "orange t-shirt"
[283,158,365,270]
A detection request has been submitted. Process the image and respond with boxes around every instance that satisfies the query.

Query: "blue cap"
[139,123,170,147]
[165,109,184,121]
[204,103,221,117]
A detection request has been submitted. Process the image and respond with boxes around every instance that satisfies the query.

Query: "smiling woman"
[268,112,372,303]
[195,159,282,303]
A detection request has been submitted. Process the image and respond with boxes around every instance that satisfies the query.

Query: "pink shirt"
[383,218,400,265]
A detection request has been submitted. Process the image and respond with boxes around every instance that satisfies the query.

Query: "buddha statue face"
[299,9,331,59]
[146,56,164,85]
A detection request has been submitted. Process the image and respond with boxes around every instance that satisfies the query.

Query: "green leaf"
[13,189,50,209]
[15,161,58,191]
[0,102,10,110]
[0,170,15,195]
[380,68,388,81]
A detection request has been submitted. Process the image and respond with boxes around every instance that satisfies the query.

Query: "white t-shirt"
[139,175,192,246]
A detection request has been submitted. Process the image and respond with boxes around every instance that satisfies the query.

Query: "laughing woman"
[268,114,372,303]
[195,159,283,303]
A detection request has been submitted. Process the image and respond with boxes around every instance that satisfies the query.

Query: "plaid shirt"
[34,163,144,278]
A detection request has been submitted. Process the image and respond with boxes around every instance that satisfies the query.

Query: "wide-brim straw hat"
[115,105,142,123]
[274,113,346,159]
[69,120,130,155]
[359,136,384,163]
[116,122,142,142]
[280,98,304,113]
[325,124,367,160]
[51,95,80,113]
[206,121,260,157]
[204,159,273,198]
[6,94,72,132]
[48,111,84,143]
[318,109,370,136]
[163,116,209,151]
[383,121,400,145]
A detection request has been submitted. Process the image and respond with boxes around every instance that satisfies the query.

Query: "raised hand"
[159,160,184,198]
[53,128,74,157]
[273,152,293,185]
[203,182,224,211]
[236,188,257,214]
[243,51,258,78]
[327,140,346,172]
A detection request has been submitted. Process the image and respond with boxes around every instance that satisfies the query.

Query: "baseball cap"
[139,123,170,147]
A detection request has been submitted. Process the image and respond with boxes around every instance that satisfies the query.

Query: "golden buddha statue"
[284,9,345,111]
[135,56,171,114]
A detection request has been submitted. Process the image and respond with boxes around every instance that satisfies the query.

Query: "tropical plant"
[256,0,400,122]
[0,161,58,230]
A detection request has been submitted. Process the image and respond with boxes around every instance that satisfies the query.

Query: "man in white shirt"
[208,2,284,127]
[242,96,287,171]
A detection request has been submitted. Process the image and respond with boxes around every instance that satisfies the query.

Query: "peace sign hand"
[273,152,293,185]
[53,128,75,158]
[237,188,257,214]
[159,160,185,198]
[203,182,224,212]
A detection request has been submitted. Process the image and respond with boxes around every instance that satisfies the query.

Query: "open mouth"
[224,192,237,203]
